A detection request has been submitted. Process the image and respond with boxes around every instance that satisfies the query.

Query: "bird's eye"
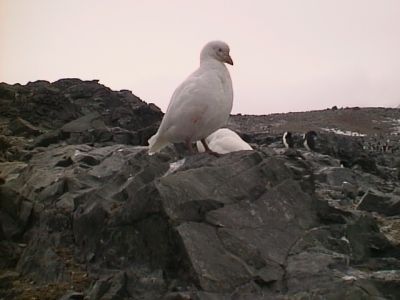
[218,48,222,52]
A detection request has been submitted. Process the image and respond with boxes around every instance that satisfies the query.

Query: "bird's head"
[305,131,318,140]
[200,40,233,65]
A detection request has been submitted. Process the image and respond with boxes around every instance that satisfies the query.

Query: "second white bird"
[196,128,252,154]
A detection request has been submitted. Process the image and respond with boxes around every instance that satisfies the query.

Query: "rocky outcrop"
[0,79,163,161]
[1,79,400,299]
[357,189,400,216]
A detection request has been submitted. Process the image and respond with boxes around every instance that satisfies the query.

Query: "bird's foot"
[200,138,220,157]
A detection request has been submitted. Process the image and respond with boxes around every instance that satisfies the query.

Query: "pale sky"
[1,0,400,114]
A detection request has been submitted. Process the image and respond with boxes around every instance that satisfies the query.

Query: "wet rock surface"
[1,79,400,299]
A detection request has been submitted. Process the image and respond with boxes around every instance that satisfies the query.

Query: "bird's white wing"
[209,135,252,154]
[157,68,227,138]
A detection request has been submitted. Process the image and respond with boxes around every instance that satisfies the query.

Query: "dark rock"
[125,267,166,299]
[241,132,280,146]
[13,206,74,283]
[315,199,352,224]
[303,133,379,174]
[315,166,358,187]
[346,215,393,263]
[0,135,12,153]
[109,127,137,144]
[9,117,42,137]
[206,180,317,267]
[75,154,100,166]
[61,113,113,144]
[163,291,193,300]
[284,223,386,299]
[0,270,19,290]
[0,185,33,239]
[369,270,400,300]
[357,189,400,216]
[61,112,106,134]
[55,157,74,167]
[0,79,163,149]
[16,236,69,283]
[5,144,396,297]
[59,291,84,300]
[73,201,108,261]
[0,241,23,268]
[87,272,128,300]
[0,82,17,99]
[176,222,251,292]
[156,151,270,223]
[33,129,62,147]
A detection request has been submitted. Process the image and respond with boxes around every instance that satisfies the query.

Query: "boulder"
[8,117,42,137]
[357,189,400,216]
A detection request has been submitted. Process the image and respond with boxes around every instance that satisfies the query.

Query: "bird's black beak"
[225,54,234,65]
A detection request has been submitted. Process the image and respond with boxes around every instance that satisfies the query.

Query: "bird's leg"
[201,139,220,157]
[185,139,195,155]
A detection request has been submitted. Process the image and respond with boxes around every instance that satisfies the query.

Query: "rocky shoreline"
[1,79,400,299]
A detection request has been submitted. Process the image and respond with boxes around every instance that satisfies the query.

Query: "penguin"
[282,131,294,148]
[303,131,318,151]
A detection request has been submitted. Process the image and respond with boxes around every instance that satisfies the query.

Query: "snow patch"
[164,158,186,177]
[321,128,366,137]
[388,118,400,134]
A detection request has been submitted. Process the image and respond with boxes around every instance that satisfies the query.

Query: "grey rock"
[369,270,400,300]
[163,292,193,300]
[0,270,19,290]
[316,166,358,187]
[33,129,62,147]
[125,267,166,299]
[16,237,69,283]
[176,222,251,292]
[87,272,128,300]
[393,187,400,196]
[0,241,23,268]
[357,189,400,216]
[9,117,42,137]
[207,180,317,266]
[73,200,108,261]
[0,79,163,149]
[59,291,84,300]
[156,152,279,223]
[61,112,110,144]
[346,215,393,263]
[0,161,27,182]
[0,185,33,239]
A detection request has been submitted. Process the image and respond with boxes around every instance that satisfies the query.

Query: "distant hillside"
[229,107,400,137]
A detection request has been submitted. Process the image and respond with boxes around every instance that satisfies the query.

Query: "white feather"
[283,132,289,149]
[304,139,311,151]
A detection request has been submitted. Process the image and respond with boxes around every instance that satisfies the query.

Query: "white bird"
[148,40,234,155]
[196,128,252,154]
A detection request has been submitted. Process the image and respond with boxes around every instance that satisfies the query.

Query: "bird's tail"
[148,133,169,155]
